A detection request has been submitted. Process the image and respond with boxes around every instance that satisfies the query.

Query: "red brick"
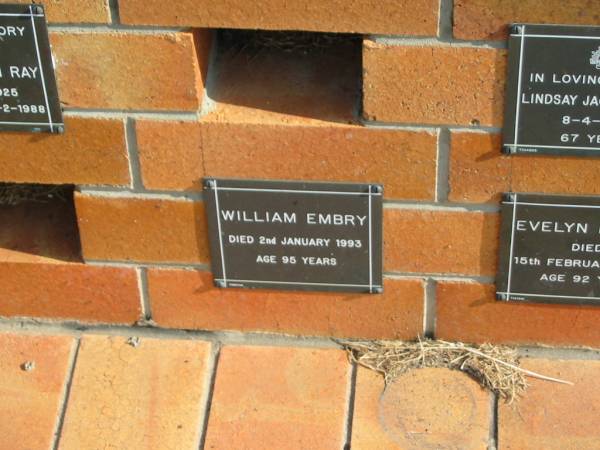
[148,269,423,339]
[455,0,600,41]
[120,0,439,36]
[352,367,491,449]
[51,31,207,111]
[0,117,129,186]
[0,194,80,263]
[384,209,499,276]
[0,262,141,324]
[59,335,211,449]
[0,0,109,23]
[500,358,600,449]
[363,42,506,126]
[136,120,438,200]
[0,333,74,450]
[204,345,349,449]
[74,193,210,263]
[136,120,203,191]
[450,132,600,203]
[437,282,600,347]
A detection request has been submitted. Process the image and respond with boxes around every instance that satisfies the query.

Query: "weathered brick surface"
[135,120,203,191]
[51,32,206,111]
[500,358,600,449]
[148,269,424,339]
[0,196,81,263]
[74,193,210,263]
[137,120,437,200]
[454,0,600,40]
[352,367,491,449]
[437,282,600,347]
[449,132,600,203]
[0,0,109,23]
[384,209,499,276]
[0,333,74,450]
[204,345,349,449]
[363,42,506,126]
[59,336,211,450]
[0,262,141,324]
[120,0,439,36]
[0,118,129,186]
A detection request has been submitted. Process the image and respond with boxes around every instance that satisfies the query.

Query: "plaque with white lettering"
[497,193,600,304]
[504,24,600,156]
[0,4,62,132]
[203,178,383,293]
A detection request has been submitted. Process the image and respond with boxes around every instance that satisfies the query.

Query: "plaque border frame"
[0,4,64,133]
[203,177,384,294]
[503,23,600,157]
[496,192,600,305]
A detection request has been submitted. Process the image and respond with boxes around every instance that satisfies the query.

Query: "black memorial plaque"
[0,4,62,133]
[497,193,600,305]
[203,178,383,293]
[504,24,600,156]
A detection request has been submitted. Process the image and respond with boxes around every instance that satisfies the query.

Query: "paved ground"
[1,324,600,449]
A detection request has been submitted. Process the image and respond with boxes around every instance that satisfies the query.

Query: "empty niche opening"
[0,183,82,262]
[208,29,363,124]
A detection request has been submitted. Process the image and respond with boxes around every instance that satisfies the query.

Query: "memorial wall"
[2,0,600,348]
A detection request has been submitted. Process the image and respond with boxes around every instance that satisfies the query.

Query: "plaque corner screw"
[215,279,226,288]
[33,5,44,15]
[496,293,508,301]
[374,287,383,294]
[511,25,523,35]
[204,179,216,189]
[55,125,64,134]
[371,185,383,194]
[502,145,516,155]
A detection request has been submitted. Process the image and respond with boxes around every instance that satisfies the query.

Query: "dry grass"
[342,338,572,403]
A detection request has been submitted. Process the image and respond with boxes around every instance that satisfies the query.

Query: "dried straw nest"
[342,339,572,403]
[0,183,68,206]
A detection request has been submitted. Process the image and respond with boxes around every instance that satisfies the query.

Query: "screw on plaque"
[205,179,216,189]
[371,185,383,194]
[374,287,383,294]
[55,125,65,134]
[496,293,508,301]
[33,5,44,15]
[503,192,517,203]
[511,25,523,35]
[215,280,226,288]
[21,361,35,372]
[502,145,517,155]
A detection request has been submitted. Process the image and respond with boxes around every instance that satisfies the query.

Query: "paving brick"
[59,335,211,450]
[0,333,74,450]
[0,262,141,324]
[0,117,129,186]
[454,0,600,40]
[352,367,491,449]
[363,42,506,126]
[0,0,109,23]
[449,132,600,203]
[136,120,438,200]
[51,31,207,111]
[148,269,424,339]
[120,0,439,36]
[500,358,600,449]
[74,193,210,263]
[204,345,349,449]
[384,209,499,276]
[436,281,600,347]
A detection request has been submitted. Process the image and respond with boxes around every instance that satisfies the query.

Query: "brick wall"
[3,0,600,347]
